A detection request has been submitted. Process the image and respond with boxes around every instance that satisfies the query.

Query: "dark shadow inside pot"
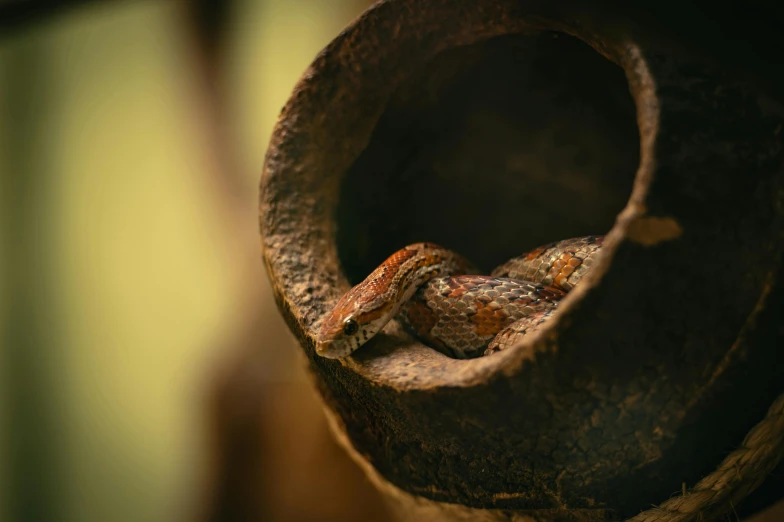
[337,31,639,283]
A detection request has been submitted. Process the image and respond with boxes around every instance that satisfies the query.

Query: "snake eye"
[343,319,359,336]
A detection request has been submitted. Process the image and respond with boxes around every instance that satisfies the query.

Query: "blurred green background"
[1,2,385,522]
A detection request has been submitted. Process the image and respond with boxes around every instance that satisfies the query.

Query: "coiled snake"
[316,236,604,359]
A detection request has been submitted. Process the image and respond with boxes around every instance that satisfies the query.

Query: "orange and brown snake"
[316,236,604,359]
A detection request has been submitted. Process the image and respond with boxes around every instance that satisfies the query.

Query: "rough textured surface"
[259,0,784,519]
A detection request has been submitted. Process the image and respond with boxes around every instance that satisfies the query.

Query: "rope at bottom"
[627,393,784,522]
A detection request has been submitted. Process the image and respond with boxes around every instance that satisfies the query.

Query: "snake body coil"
[316,236,604,359]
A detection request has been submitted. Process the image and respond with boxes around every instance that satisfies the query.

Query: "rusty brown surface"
[259,0,784,519]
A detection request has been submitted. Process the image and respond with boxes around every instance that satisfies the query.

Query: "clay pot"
[259,0,784,519]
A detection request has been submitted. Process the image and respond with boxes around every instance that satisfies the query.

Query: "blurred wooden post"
[177,2,391,521]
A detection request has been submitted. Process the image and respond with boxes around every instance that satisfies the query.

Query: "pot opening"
[337,31,639,285]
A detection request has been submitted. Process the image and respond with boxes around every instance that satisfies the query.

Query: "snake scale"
[316,236,604,359]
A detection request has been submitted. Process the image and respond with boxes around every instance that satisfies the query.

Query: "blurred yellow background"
[1,1,381,521]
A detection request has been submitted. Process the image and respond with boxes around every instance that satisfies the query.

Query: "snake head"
[315,242,474,359]
[315,283,391,358]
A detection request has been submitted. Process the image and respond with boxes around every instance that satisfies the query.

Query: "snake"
[316,236,604,359]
